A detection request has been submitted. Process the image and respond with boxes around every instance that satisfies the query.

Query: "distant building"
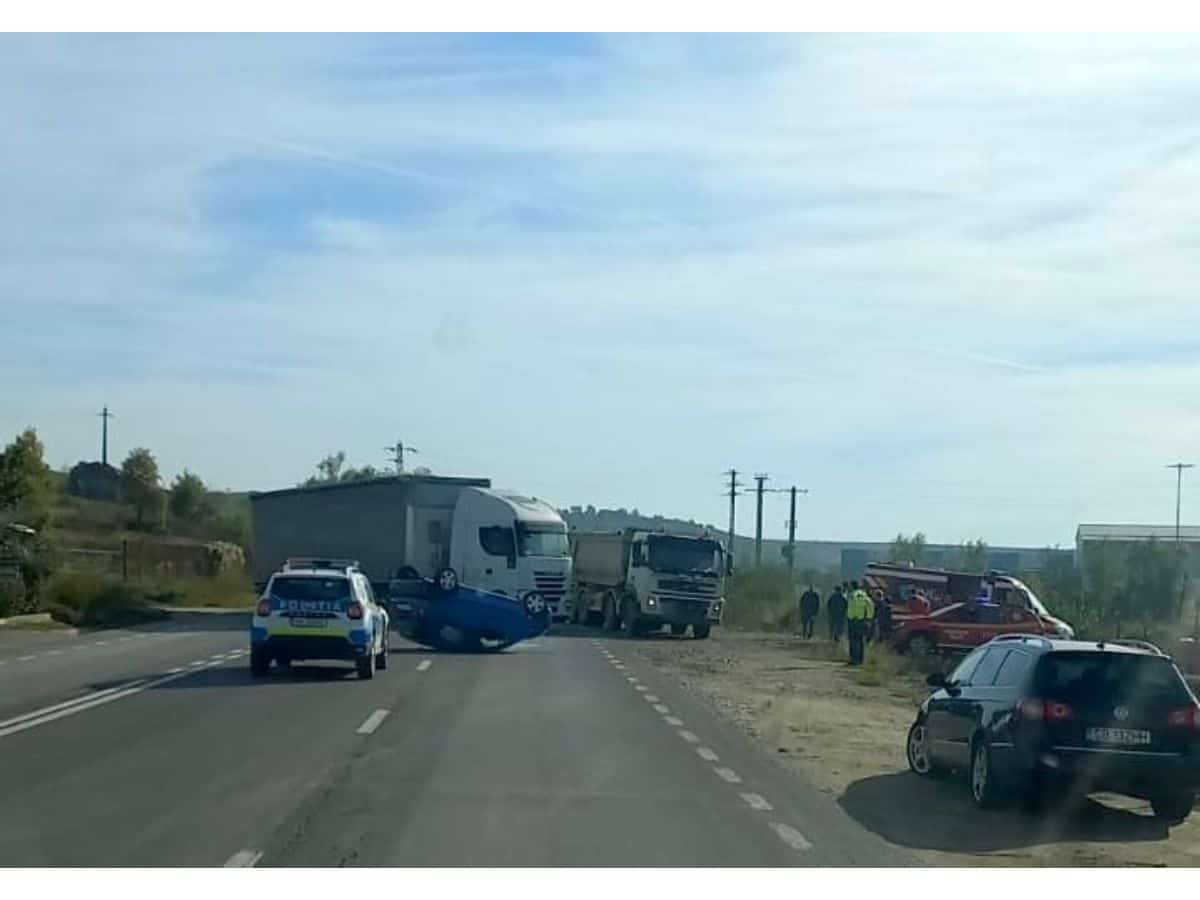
[67,461,121,502]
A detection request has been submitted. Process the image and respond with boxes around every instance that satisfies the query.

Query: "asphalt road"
[0,616,910,866]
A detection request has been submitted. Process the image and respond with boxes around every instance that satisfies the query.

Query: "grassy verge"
[140,570,256,609]
[41,573,167,628]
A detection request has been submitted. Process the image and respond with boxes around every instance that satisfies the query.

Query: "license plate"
[1086,727,1151,746]
[289,617,328,629]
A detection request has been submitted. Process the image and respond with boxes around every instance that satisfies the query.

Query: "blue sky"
[4,33,1200,547]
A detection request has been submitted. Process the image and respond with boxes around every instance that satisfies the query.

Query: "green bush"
[141,569,255,609]
[724,567,797,630]
[41,572,163,627]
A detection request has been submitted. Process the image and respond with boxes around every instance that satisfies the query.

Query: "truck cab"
[448,488,573,621]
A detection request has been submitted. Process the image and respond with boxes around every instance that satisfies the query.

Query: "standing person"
[874,589,894,643]
[846,581,875,665]
[828,584,848,642]
[799,584,820,639]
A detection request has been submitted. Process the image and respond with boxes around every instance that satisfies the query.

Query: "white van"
[449,488,574,620]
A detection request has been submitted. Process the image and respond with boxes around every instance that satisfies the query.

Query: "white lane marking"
[0,658,234,740]
[741,793,774,811]
[626,677,638,683]
[166,667,185,674]
[92,641,108,647]
[16,655,35,662]
[664,716,684,726]
[770,822,813,851]
[678,730,700,743]
[47,650,63,656]
[634,685,647,692]
[697,746,720,762]
[644,694,660,702]
[223,849,263,868]
[417,659,432,672]
[0,682,147,730]
[613,664,625,670]
[356,709,390,735]
[714,767,743,784]
[653,704,670,714]
[188,659,208,667]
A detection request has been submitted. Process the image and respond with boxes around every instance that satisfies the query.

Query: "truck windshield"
[648,537,721,575]
[517,525,569,557]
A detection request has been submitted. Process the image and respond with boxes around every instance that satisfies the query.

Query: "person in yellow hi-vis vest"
[846,581,875,666]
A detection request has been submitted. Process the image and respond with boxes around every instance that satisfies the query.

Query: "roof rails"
[1103,639,1165,656]
[284,557,360,573]
[991,634,1053,649]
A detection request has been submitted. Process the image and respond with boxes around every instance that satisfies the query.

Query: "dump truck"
[569,529,728,638]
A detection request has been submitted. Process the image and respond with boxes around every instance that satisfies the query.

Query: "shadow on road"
[548,623,705,643]
[839,771,1169,853]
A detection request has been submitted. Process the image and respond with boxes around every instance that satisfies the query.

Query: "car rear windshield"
[1034,652,1192,707]
[269,577,352,603]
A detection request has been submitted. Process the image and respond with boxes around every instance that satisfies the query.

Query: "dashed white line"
[634,685,647,692]
[16,655,34,662]
[664,716,683,726]
[223,849,263,867]
[92,641,108,647]
[613,664,625,670]
[166,667,185,674]
[769,822,812,851]
[188,660,208,667]
[644,694,660,703]
[653,704,670,714]
[356,709,390,735]
[625,677,638,683]
[678,730,700,743]
[740,793,774,811]
[416,659,432,672]
[714,767,743,784]
[47,650,63,656]
[696,747,720,762]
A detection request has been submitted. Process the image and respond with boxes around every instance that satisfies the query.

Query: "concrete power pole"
[754,474,769,566]
[384,441,419,474]
[97,406,114,466]
[722,469,742,565]
[784,485,810,572]
[1167,462,1195,623]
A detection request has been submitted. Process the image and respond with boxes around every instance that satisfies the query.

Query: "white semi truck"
[250,476,573,619]
[569,529,728,638]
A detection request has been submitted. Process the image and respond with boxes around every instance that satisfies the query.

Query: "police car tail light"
[1168,705,1200,730]
[347,602,364,620]
[256,598,272,617]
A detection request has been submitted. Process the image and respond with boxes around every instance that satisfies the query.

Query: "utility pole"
[754,474,769,566]
[722,469,742,566]
[783,485,810,572]
[1167,463,1195,624]
[384,440,419,474]
[97,406,114,466]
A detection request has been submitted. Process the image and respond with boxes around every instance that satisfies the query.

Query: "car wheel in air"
[969,739,1000,809]
[693,624,711,640]
[435,567,459,594]
[250,647,270,678]
[523,591,547,617]
[906,720,939,778]
[1152,791,1195,824]
[357,649,376,680]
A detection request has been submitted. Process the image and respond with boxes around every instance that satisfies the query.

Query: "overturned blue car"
[385,567,550,652]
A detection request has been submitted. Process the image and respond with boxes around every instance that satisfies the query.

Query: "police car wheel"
[356,650,376,680]
[435,568,459,594]
[376,633,389,670]
[523,592,546,616]
[250,647,270,677]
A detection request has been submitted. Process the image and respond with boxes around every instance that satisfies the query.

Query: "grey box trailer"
[249,474,490,589]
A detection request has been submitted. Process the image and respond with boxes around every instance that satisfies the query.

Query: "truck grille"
[656,579,717,596]
[534,572,567,601]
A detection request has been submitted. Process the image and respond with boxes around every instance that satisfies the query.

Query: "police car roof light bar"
[284,557,360,572]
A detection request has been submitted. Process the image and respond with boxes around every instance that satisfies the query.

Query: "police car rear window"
[269,577,351,602]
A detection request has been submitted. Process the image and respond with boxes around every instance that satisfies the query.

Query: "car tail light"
[1018,698,1074,722]
[1169,705,1200,730]
[256,598,272,617]
[347,602,364,620]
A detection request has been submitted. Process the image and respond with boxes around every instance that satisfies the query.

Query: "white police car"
[251,558,389,680]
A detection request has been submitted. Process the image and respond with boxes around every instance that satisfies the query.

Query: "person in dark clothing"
[798,584,820,639]
[828,585,848,642]
[874,589,894,642]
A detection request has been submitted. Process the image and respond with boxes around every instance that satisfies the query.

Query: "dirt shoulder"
[632,629,1200,867]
